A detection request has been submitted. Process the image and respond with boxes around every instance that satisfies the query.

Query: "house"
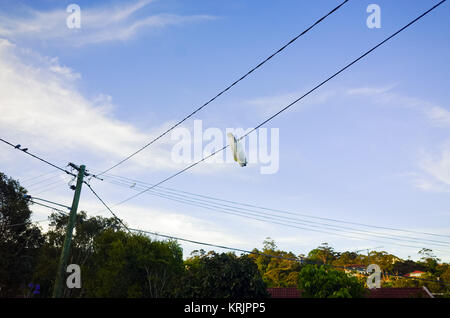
[267,287,434,298]
[367,287,434,298]
[267,288,301,298]
[405,270,426,277]
[344,264,367,276]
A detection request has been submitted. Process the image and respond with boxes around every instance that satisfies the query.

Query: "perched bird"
[14,144,21,149]
[22,148,28,152]
[227,133,247,167]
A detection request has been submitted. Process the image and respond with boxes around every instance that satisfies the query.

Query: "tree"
[248,238,303,288]
[307,243,338,265]
[356,250,401,282]
[32,211,122,297]
[332,251,365,267]
[298,264,367,298]
[418,248,441,275]
[82,229,184,298]
[0,172,44,297]
[181,251,269,298]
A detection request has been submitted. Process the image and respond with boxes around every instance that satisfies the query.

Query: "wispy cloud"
[418,143,450,189]
[250,85,450,193]
[0,38,182,172]
[246,89,339,118]
[347,85,450,192]
[346,85,450,128]
[0,0,215,46]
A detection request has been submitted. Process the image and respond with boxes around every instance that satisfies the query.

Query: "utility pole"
[52,163,86,298]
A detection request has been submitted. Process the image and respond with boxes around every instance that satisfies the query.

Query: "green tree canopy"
[32,211,123,297]
[248,238,303,288]
[82,229,184,298]
[307,243,338,265]
[0,172,44,297]
[181,251,269,298]
[298,264,367,298]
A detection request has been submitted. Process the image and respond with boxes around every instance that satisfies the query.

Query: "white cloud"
[0,0,215,46]
[418,143,450,189]
[0,38,184,172]
[246,89,338,118]
[346,85,450,129]
[426,106,450,127]
[251,85,450,194]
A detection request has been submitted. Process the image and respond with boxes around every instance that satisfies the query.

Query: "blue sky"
[0,0,449,261]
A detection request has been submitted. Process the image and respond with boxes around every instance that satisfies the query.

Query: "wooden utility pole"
[52,164,85,298]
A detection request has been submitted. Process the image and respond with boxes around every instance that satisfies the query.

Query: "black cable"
[22,195,449,286]
[83,182,131,233]
[129,227,301,262]
[99,172,450,239]
[105,179,450,252]
[0,138,76,177]
[20,169,59,183]
[106,0,447,209]
[32,180,69,196]
[120,181,450,247]
[26,196,71,210]
[29,200,69,215]
[97,0,350,176]
[25,174,66,190]
[237,0,448,143]
[3,219,50,228]
[128,227,450,287]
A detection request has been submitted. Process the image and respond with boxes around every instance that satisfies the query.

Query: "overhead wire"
[17,195,450,287]
[19,169,60,184]
[3,219,50,228]
[97,0,350,176]
[102,178,450,252]
[26,196,71,210]
[107,179,450,247]
[128,227,450,287]
[103,0,448,210]
[97,172,450,240]
[0,138,76,177]
[83,181,131,233]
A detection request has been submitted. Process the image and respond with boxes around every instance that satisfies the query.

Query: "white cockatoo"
[227,133,247,167]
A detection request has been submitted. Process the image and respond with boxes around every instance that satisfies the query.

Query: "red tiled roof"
[367,287,433,298]
[268,288,302,298]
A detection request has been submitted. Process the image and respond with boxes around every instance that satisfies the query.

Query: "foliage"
[32,211,122,297]
[181,251,269,298]
[2,169,450,298]
[307,243,338,265]
[298,264,367,298]
[248,238,303,288]
[0,173,44,297]
[82,229,184,298]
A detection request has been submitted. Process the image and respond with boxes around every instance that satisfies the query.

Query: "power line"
[110,180,450,247]
[97,0,350,176]
[99,173,450,240]
[3,219,50,228]
[83,181,131,233]
[128,227,450,287]
[0,138,76,177]
[22,197,449,287]
[25,195,71,210]
[29,200,69,215]
[24,173,67,189]
[129,227,301,262]
[19,169,59,183]
[103,178,450,253]
[104,0,447,209]
[32,180,71,196]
